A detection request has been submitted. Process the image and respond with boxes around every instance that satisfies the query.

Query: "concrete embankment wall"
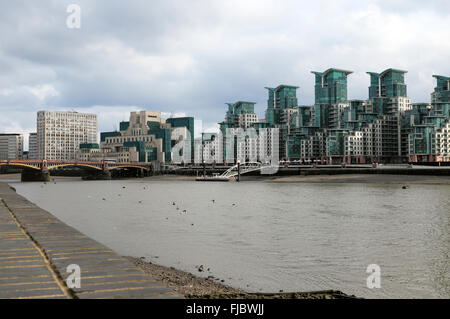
[165,167,450,176]
[0,182,180,299]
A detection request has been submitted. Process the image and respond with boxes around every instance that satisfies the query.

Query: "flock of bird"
[94,184,241,228]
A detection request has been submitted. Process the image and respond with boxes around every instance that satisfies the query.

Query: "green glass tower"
[366,69,408,115]
[265,85,299,126]
[431,75,450,118]
[311,68,353,128]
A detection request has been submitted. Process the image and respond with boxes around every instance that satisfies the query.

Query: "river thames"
[9,177,450,299]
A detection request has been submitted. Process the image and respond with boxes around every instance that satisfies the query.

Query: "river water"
[9,177,450,299]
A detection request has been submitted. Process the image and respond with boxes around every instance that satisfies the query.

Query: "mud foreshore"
[147,173,450,185]
[125,257,358,299]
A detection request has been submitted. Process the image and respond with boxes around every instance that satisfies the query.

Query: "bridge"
[0,160,152,181]
[196,162,276,181]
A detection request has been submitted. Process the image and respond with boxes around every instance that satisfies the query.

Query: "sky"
[0,0,449,149]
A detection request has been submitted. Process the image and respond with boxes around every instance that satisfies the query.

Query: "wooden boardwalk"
[0,183,181,299]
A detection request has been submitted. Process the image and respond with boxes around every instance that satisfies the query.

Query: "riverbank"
[4,172,450,185]
[267,173,450,184]
[126,257,357,299]
[149,173,450,185]
[0,181,180,299]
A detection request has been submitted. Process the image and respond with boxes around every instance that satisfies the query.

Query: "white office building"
[37,111,98,161]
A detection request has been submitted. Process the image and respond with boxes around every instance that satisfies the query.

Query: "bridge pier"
[137,168,146,178]
[21,170,51,182]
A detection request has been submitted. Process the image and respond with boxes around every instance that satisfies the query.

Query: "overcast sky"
[1,0,449,148]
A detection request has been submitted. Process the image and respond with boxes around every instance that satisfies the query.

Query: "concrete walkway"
[0,182,181,299]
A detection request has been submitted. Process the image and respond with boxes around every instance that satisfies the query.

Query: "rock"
[198,265,204,272]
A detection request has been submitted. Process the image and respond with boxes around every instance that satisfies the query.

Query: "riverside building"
[194,133,224,165]
[283,68,417,164]
[247,68,450,165]
[79,111,194,166]
[407,75,450,162]
[218,101,279,164]
[37,111,97,161]
[0,134,24,160]
[28,133,38,160]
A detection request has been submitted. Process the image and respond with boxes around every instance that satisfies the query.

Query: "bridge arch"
[108,165,150,171]
[47,163,102,171]
[0,162,41,170]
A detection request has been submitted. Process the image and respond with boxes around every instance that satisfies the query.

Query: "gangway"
[195,162,275,181]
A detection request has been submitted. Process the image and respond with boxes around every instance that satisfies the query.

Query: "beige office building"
[37,111,98,160]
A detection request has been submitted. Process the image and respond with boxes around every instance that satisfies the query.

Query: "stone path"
[0,183,181,299]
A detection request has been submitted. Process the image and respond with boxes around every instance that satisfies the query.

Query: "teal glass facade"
[100,131,121,142]
[312,69,352,105]
[166,117,195,163]
[367,69,407,99]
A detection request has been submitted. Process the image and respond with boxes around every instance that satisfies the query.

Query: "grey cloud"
[0,0,449,144]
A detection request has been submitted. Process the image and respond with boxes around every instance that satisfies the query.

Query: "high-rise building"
[166,117,195,164]
[431,75,450,118]
[218,101,279,164]
[28,133,38,160]
[364,69,411,159]
[312,68,352,129]
[223,102,258,129]
[265,85,299,159]
[282,68,422,164]
[37,111,98,161]
[0,134,24,160]
[407,75,450,162]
